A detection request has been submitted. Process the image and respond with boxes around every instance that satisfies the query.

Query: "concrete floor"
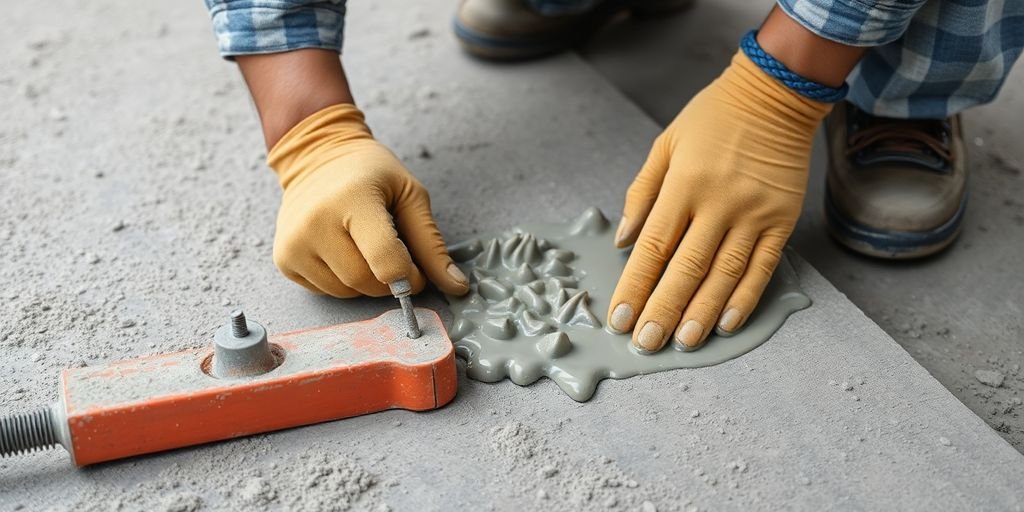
[580,0,1024,452]
[1,0,1023,510]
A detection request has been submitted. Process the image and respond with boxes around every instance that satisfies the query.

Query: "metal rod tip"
[229,310,249,338]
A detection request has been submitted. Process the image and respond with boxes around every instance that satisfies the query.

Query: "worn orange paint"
[61,311,457,466]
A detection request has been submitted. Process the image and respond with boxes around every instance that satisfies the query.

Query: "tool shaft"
[398,295,421,338]
[389,279,422,338]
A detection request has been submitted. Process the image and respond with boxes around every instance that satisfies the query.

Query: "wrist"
[755,6,865,89]
[739,31,848,104]
[237,49,356,149]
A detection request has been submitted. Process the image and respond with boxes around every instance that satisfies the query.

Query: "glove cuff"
[720,48,834,135]
[267,103,374,188]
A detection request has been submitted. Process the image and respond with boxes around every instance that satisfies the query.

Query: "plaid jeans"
[204,0,1024,119]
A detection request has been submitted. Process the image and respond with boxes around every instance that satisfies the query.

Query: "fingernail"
[614,216,631,247]
[447,263,468,285]
[718,308,742,332]
[675,320,705,351]
[636,321,665,352]
[609,303,633,333]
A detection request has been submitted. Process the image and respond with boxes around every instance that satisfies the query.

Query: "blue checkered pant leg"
[204,0,347,58]
[779,0,1024,118]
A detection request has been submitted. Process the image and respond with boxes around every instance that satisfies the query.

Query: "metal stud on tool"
[212,310,280,378]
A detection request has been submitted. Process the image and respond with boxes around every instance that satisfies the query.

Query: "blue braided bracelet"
[739,30,848,103]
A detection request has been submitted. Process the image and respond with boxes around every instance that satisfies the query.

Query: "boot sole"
[453,19,575,60]
[824,184,966,260]
[453,0,694,61]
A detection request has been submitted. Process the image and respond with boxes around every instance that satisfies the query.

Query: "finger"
[272,235,351,296]
[606,197,692,336]
[279,266,330,296]
[346,198,422,288]
[717,229,789,334]
[673,229,757,351]
[616,135,672,248]
[299,257,362,299]
[392,183,470,296]
[319,229,402,297]
[631,220,725,352]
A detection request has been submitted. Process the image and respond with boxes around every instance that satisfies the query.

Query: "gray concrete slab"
[1,0,1022,510]
[580,0,1024,451]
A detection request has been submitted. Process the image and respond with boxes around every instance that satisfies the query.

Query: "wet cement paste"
[445,208,811,401]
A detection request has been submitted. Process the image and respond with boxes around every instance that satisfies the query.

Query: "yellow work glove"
[267,104,470,298]
[607,50,832,352]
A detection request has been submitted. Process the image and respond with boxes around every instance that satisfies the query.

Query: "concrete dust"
[22,442,388,512]
[488,421,684,509]
[159,493,203,512]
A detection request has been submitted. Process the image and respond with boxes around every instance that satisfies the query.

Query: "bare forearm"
[757,6,865,88]
[237,49,355,150]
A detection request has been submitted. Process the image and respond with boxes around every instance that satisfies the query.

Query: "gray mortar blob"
[445,207,812,401]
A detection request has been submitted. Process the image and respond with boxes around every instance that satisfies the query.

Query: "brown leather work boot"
[454,0,693,60]
[824,101,967,259]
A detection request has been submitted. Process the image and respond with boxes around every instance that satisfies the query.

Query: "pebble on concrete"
[974,369,1005,388]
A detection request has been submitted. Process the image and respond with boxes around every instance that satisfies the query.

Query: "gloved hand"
[607,50,832,352]
[267,104,470,298]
